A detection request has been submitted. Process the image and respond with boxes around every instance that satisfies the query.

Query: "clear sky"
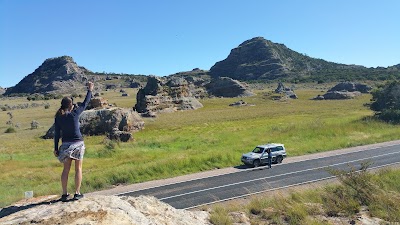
[1,0,399,88]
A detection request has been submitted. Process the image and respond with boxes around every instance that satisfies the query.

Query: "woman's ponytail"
[55,108,65,118]
[55,97,73,118]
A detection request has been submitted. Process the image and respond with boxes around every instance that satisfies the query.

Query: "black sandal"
[73,193,84,200]
[61,193,69,202]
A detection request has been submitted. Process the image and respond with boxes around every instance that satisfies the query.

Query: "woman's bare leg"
[62,159,73,195]
[74,159,83,194]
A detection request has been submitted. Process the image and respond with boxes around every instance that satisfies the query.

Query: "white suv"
[241,143,287,167]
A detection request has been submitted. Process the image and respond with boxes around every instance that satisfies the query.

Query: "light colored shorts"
[58,141,85,163]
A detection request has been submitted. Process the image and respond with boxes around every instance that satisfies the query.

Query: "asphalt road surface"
[120,143,400,209]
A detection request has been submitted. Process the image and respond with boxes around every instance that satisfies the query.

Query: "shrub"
[370,80,400,123]
[44,103,50,109]
[5,127,16,133]
[209,206,232,225]
[377,109,400,123]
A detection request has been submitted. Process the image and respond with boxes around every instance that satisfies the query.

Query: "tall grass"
[209,167,400,224]
[1,87,400,207]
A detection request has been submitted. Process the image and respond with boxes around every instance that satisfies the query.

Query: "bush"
[209,206,232,225]
[370,80,400,123]
[377,109,400,123]
[5,127,16,133]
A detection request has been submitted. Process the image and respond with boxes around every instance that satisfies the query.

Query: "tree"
[370,80,400,122]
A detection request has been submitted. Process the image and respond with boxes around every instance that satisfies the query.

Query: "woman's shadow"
[0,197,76,219]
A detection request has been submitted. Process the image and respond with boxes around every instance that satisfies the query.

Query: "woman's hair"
[55,97,73,117]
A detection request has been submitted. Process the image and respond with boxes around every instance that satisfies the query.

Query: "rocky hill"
[4,56,147,95]
[5,56,90,95]
[209,37,400,82]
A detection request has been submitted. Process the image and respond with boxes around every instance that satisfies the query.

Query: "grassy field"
[1,85,400,207]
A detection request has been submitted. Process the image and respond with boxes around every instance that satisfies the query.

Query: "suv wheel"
[276,156,283,164]
[253,159,261,168]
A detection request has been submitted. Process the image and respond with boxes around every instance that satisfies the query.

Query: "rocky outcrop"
[134,76,203,115]
[229,100,255,106]
[43,108,144,142]
[327,82,372,93]
[205,77,254,97]
[0,87,5,95]
[87,97,110,110]
[0,195,210,225]
[313,91,362,100]
[274,82,297,99]
[313,82,369,100]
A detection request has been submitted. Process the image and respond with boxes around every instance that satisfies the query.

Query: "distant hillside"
[5,56,148,95]
[209,37,400,82]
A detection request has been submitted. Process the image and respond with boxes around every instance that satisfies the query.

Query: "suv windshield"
[252,147,264,154]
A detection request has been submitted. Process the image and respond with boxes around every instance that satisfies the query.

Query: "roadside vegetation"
[209,164,400,224]
[1,84,400,208]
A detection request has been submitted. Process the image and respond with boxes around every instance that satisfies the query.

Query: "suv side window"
[271,146,283,152]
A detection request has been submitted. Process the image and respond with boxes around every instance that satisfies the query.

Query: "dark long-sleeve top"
[54,90,92,151]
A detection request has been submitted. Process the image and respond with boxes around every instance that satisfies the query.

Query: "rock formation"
[313,82,368,100]
[134,76,203,116]
[327,82,372,93]
[0,87,5,95]
[205,77,254,97]
[0,195,210,225]
[313,91,362,100]
[43,108,145,142]
[87,97,110,110]
[229,100,255,106]
[274,82,297,99]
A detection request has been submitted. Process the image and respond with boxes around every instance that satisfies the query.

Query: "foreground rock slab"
[0,195,210,225]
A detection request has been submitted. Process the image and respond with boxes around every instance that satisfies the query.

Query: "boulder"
[275,82,297,99]
[130,81,141,88]
[87,97,109,109]
[0,87,5,95]
[321,91,362,100]
[286,90,298,99]
[0,195,210,225]
[43,108,145,142]
[229,100,255,106]
[134,76,203,115]
[313,95,325,100]
[107,129,133,142]
[275,82,287,93]
[205,77,254,97]
[328,82,372,93]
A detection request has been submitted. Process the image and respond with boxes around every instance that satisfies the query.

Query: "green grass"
[1,86,400,207]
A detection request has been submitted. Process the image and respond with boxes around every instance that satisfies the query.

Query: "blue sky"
[1,0,399,88]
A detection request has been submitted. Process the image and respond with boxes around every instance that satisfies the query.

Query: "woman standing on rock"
[54,81,94,201]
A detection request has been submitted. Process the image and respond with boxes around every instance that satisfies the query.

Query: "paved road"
[119,143,400,209]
